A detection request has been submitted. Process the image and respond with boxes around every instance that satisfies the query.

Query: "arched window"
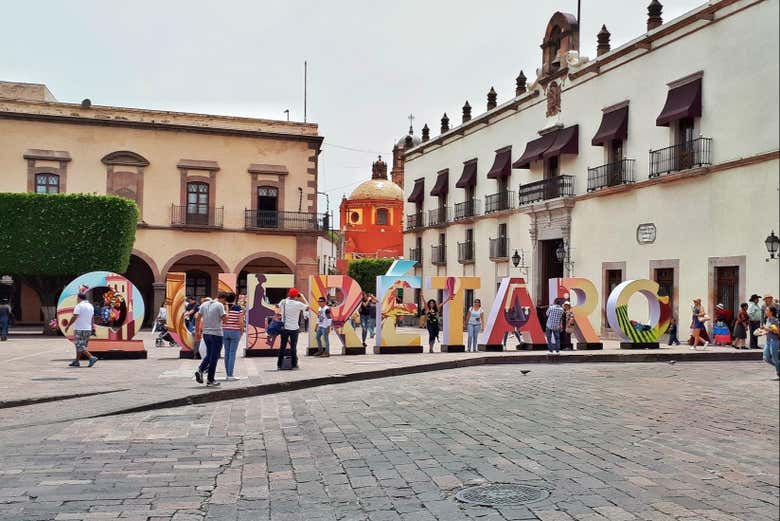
[376,208,389,225]
[186,182,209,225]
[35,173,60,194]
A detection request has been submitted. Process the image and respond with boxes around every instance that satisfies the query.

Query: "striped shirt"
[223,305,244,331]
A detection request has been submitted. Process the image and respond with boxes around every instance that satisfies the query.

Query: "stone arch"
[234,252,295,275]
[161,249,230,278]
[132,248,161,282]
[101,151,150,167]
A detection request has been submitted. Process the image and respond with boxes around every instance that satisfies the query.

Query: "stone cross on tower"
[408,114,415,133]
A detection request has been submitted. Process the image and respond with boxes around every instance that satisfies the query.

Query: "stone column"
[528,214,540,303]
[152,282,166,315]
[295,235,319,295]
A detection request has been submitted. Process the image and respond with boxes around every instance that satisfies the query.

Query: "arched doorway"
[123,254,156,327]
[165,253,228,299]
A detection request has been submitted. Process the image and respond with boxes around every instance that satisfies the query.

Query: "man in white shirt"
[278,288,309,369]
[314,296,332,357]
[64,292,98,368]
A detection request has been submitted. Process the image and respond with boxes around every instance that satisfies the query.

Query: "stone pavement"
[0,362,777,520]
[0,331,766,432]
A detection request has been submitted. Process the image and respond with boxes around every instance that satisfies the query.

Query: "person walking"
[465,299,484,352]
[194,292,227,387]
[63,292,98,368]
[222,292,244,380]
[314,296,332,357]
[732,302,749,349]
[425,299,441,353]
[759,306,779,377]
[0,298,12,341]
[277,288,309,370]
[545,300,564,354]
[359,292,377,347]
[747,294,762,349]
[667,316,680,346]
[690,298,709,349]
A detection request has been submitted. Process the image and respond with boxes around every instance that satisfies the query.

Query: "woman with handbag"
[690,298,709,349]
[732,302,749,349]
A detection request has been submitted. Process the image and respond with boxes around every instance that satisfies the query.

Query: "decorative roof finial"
[597,25,611,56]
[440,113,450,133]
[515,71,527,96]
[462,101,472,123]
[487,87,497,110]
[647,0,663,31]
[371,155,388,180]
[421,124,430,142]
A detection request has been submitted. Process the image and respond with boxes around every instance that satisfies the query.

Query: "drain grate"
[455,483,550,506]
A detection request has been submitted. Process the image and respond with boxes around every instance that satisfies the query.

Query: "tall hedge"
[0,193,138,275]
[347,258,393,295]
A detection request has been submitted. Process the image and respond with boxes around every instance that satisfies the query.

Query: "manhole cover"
[455,484,549,506]
[30,377,78,381]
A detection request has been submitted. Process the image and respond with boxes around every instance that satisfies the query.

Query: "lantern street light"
[511,249,528,277]
[555,241,575,275]
[766,230,780,261]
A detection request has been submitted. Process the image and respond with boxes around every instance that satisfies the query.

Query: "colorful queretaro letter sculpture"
[425,276,481,352]
[606,279,672,349]
[308,275,364,355]
[481,277,546,351]
[375,260,422,353]
[165,272,196,358]
[57,271,147,359]
[245,273,295,357]
[548,277,603,350]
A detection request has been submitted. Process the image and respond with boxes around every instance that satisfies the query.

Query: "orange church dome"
[348,155,403,201]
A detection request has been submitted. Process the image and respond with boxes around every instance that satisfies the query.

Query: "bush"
[347,258,393,295]
[0,192,138,275]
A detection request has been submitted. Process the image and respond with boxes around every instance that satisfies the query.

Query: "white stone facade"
[403,0,779,332]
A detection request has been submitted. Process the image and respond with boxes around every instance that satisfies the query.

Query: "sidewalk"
[1,329,765,430]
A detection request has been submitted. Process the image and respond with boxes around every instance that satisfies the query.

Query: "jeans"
[502,329,522,347]
[467,324,480,352]
[198,334,223,383]
[316,326,330,353]
[668,326,680,345]
[361,316,376,343]
[222,330,242,377]
[763,337,779,374]
[278,329,299,368]
[546,329,561,353]
[749,321,760,348]
[0,316,8,338]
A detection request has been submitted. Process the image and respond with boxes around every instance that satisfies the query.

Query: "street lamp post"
[555,241,575,275]
[512,249,529,278]
[766,230,779,261]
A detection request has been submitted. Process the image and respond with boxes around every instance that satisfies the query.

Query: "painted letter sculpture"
[425,276,481,352]
[481,277,546,350]
[606,279,671,348]
[245,274,295,356]
[549,277,603,349]
[374,260,422,353]
[308,275,365,354]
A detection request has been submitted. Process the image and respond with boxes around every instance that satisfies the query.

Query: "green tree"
[0,193,138,331]
[347,258,393,295]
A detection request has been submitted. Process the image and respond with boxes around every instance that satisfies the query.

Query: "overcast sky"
[2,0,704,221]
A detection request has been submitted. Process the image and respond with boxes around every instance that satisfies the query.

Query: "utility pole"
[304,61,308,123]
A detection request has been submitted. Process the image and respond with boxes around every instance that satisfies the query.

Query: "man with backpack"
[278,288,309,370]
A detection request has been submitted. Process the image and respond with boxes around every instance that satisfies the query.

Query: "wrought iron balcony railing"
[485,191,516,214]
[587,159,636,192]
[454,199,480,220]
[431,245,447,266]
[518,175,575,206]
[649,137,712,178]
[457,241,475,264]
[489,237,509,260]
[408,247,422,265]
[427,207,450,227]
[406,212,426,231]
[171,205,223,228]
[244,210,327,231]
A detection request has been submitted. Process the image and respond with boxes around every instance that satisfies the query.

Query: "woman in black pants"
[425,299,441,353]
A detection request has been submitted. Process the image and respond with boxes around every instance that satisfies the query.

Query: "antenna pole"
[304,61,308,123]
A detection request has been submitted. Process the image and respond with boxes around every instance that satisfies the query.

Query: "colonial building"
[403,0,779,334]
[0,81,325,325]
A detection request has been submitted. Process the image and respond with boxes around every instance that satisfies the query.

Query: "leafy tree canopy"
[347,258,393,295]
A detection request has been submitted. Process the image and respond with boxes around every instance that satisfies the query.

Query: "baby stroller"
[153,319,177,347]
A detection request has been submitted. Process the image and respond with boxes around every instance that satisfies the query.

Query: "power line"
[322,142,383,155]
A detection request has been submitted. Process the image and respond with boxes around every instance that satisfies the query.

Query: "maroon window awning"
[407,178,425,203]
[486,148,512,179]
[455,159,477,188]
[512,132,558,169]
[592,107,628,146]
[543,124,579,159]
[656,78,701,127]
[430,169,449,196]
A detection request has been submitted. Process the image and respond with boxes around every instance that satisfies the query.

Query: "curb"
[99,350,764,418]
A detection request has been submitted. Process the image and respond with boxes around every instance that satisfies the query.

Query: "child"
[667,316,680,346]
[265,308,283,346]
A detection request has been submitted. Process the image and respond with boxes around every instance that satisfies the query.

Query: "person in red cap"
[277,287,309,369]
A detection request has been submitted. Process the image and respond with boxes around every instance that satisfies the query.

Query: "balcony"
[428,207,450,227]
[171,205,223,228]
[454,199,480,221]
[406,212,426,231]
[518,175,575,206]
[485,191,516,214]
[457,241,475,264]
[489,237,509,261]
[587,159,636,192]
[244,210,327,232]
[408,247,422,265]
[431,245,447,266]
[649,137,712,178]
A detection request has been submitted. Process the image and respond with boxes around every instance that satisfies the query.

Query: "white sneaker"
[225,376,238,381]
[689,346,695,350]
[703,342,709,347]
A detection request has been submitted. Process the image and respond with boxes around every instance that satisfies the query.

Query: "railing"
[485,191,516,213]
[428,207,450,227]
[454,199,480,220]
[406,212,426,231]
[457,241,475,264]
[518,175,575,206]
[171,205,223,228]
[408,247,422,265]
[587,159,636,192]
[489,237,509,260]
[431,245,447,266]
[244,210,327,231]
[649,137,712,178]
